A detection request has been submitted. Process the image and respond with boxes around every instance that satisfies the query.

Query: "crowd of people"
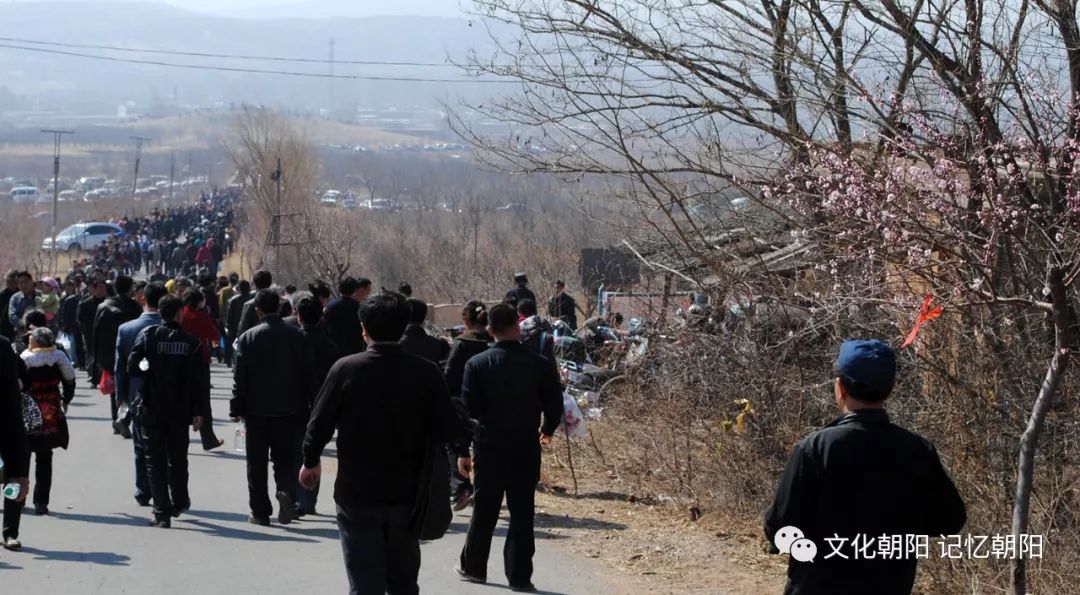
[0,199,969,595]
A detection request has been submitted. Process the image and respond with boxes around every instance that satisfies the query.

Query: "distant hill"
[0,1,499,115]
[213,0,467,20]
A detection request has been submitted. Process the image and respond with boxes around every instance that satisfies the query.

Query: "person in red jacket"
[180,289,224,451]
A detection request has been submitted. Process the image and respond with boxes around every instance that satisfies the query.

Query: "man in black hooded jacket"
[94,275,141,436]
[128,295,210,528]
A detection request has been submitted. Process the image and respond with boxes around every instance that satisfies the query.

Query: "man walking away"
[456,304,563,592]
[224,280,252,367]
[399,298,450,365]
[0,332,30,513]
[237,270,273,337]
[324,276,372,357]
[293,295,339,516]
[231,289,312,526]
[94,275,141,437]
[764,340,966,595]
[127,296,210,528]
[503,273,536,309]
[78,280,107,387]
[116,282,168,507]
[300,292,462,595]
[60,281,83,368]
[546,280,579,331]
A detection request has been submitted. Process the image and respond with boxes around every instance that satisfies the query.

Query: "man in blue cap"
[764,339,966,595]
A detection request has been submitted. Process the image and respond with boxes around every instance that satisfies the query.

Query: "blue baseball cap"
[835,340,896,401]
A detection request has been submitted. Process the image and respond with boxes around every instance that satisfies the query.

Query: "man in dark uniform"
[503,273,536,309]
[231,289,313,526]
[224,280,253,367]
[456,304,564,592]
[293,295,338,516]
[127,295,210,528]
[764,340,966,595]
[399,298,450,364]
[301,291,462,594]
[0,333,29,507]
[237,270,273,337]
[78,279,108,387]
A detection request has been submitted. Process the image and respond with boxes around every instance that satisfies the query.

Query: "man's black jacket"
[93,295,140,372]
[0,336,29,477]
[400,324,450,365]
[299,323,339,410]
[323,297,366,357]
[443,330,492,399]
[764,408,966,595]
[503,285,536,307]
[224,290,253,340]
[231,315,313,418]
[460,341,563,449]
[547,292,578,329]
[77,295,104,341]
[60,293,81,333]
[127,321,210,427]
[303,343,463,508]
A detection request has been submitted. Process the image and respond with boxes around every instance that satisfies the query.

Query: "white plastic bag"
[57,331,74,355]
[561,391,588,439]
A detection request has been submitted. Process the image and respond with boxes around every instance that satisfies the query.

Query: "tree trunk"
[1011,266,1070,595]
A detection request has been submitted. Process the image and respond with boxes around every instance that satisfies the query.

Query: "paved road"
[0,364,612,594]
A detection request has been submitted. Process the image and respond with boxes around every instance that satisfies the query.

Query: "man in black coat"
[94,275,142,437]
[127,296,210,528]
[236,270,272,337]
[456,304,564,592]
[60,280,84,368]
[300,291,462,594]
[764,340,966,595]
[231,289,313,526]
[399,298,450,365]
[503,272,536,309]
[293,295,339,516]
[323,276,372,357]
[223,280,253,367]
[546,280,579,331]
[0,335,29,507]
[78,279,108,387]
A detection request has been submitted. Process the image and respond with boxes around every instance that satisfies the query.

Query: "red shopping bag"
[100,370,116,396]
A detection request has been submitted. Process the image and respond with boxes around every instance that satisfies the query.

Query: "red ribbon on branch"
[901,295,944,349]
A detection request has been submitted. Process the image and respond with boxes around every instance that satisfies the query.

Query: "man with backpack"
[127,295,210,528]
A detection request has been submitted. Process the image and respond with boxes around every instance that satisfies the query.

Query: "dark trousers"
[337,504,420,595]
[460,445,541,586]
[131,408,150,501]
[143,421,191,518]
[2,448,53,539]
[245,415,305,518]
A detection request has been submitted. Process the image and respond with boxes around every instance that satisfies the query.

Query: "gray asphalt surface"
[0,364,612,594]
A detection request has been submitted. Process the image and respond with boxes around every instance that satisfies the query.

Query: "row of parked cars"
[2,175,211,204]
[41,221,125,252]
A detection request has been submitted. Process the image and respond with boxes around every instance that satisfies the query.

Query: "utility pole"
[41,129,74,261]
[130,136,151,200]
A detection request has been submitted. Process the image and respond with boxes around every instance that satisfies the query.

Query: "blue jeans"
[132,408,150,502]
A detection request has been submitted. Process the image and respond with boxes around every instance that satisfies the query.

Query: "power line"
[0,43,514,84]
[0,36,464,68]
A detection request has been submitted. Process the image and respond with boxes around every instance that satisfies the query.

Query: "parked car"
[341,196,358,210]
[10,186,40,203]
[42,222,123,251]
[83,188,109,202]
[320,190,342,206]
[58,190,79,202]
